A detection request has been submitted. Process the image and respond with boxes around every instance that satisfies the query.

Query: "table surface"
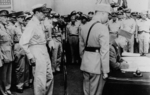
[108,56,150,85]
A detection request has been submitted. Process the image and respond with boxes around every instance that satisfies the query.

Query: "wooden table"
[103,56,150,95]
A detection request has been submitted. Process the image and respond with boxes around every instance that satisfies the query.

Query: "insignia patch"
[33,34,40,40]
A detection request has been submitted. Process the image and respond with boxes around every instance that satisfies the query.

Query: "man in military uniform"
[79,3,110,95]
[121,8,136,53]
[0,10,14,95]
[50,18,62,73]
[108,12,121,43]
[110,35,129,71]
[66,14,80,64]
[19,4,53,95]
[13,11,31,93]
[137,11,150,55]
[88,11,94,21]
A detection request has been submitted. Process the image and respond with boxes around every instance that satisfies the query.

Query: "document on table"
[122,57,150,72]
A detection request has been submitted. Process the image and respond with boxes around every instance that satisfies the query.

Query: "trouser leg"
[128,35,134,53]
[46,59,54,95]
[83,72,90,95]
[0,67,7,95]
[69,36,75,63]
[90,73,105,95]
[143,33,149,54]
[138,33,144,54]
[83,72,105,95]
[15,56,25,89]
[6,63,12,91]
[24,55,30,87]
[33,53,53,95]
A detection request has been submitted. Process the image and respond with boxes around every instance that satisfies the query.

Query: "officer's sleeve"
[79,27,85,59]
[19,24,35,59]
[110,45,120,69]
[98,25,110,74]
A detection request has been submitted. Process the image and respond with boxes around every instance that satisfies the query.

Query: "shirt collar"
[32,16,41,25]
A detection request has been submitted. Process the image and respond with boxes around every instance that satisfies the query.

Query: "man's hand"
[29,58,36,66]
[103,73,108,79]
[48,40,55,50]
[120,61,129,69]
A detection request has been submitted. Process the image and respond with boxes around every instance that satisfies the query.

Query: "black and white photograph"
[0,0,150,95]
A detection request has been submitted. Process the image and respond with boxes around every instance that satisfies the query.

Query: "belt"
[138,31,149,34]
[110,32,117,34]
[84,47,100,52]
[69,34,78,36]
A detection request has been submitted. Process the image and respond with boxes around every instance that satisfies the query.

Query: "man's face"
[71,16,76,22]
[88,14,93,19]
[141,13,146,19]
[17,17,24,23]
[101,12,109,23]
[0,16,7,24]
[118,36,127,48]
[37,11,45,21]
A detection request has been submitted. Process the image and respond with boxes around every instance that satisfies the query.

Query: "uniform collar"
[32,16,41,25]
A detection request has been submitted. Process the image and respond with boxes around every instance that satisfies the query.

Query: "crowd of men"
[0,1,150,95]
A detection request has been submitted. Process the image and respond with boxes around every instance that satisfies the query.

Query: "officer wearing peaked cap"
[108,12,122,44]
[137,11,150,55]
[0,10,14,95]
[121,8,136,53]
[79,3,111,95]
[19,4,54,95]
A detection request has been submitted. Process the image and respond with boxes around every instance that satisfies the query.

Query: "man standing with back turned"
[79,3,111,95]
[19,4,53,95]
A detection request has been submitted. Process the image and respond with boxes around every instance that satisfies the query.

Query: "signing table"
[103,56,150,95]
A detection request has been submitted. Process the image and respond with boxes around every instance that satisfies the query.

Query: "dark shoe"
[16,88,23,93]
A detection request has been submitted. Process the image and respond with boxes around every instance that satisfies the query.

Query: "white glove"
[48,40,55,50]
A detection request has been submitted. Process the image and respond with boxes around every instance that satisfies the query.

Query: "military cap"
[117,7,124,11]
[117,11,123,15]
[70,11,76,16]
[94,3,111,13]
[25,15,32,20]
[124,8,131,13]
[81,14,88,20]
[53,13,60,18]
[111,12,117,17]
[25,11,31,15]
[32,4,47,12]
[15,11,25,18]
[0,10,9,16]
[88,11,94,15]
[77,11,82,16]
[131,12,136,16]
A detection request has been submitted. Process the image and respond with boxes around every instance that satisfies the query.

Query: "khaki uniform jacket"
[79,20,110,74]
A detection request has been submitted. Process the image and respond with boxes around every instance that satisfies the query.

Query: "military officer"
[66,14,80,64]
[79,3,111,95]
[137,11,150,55]
[13,11,31,93]
[19,4,54,95]
[121,8,136,53]
[88,11,94,21]
[110,35,129,71]
[108,12,121,43]
[50,18,62,73]
[0,10,14,95]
